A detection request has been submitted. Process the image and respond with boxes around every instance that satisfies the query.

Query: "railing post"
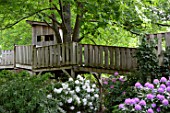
[32,45,36,69]
[13,44,16,68]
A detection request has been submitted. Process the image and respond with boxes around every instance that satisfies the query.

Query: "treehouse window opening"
[45,35,54,41]
[37,35,54,42]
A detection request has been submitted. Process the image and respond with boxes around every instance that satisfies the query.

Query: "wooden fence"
[14,43,137,70]
[0,50,14,66]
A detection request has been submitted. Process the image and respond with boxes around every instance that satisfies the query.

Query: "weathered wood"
[109,47,114,69]
[115,47,120,69]
[84,45,89,66]
[165,32,170,47]
[89,45,93,66]
[94,46,99,66]
[78,44,82,65]
[62,44,65,65]
[99,46,103,67]
[126,48,132,69]
[104,47,109,68]
[120,48,126,69]
[57,44,61,66]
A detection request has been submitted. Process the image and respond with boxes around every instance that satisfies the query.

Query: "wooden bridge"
[0,42,137,76]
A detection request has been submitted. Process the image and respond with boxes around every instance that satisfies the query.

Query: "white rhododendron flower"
[77,111,81,113]
[91,88,94,92]
[67,98,73,103]
[47,94,52,99]
[75,86,80,92]
[62,83,69,89]
[69,90,75,94]
[86,80,90,83]
[70,106,75,110]
[91,96,94,100]
[69,77,73,81]
[88,102,93,106]
[59,102,63,106]
[77,75,84,81]
[86,94,90,98]
[82,98,87,103]
[75,80,80,84]
[92,84,96,88]
[86,87,91,92]
[64,91,68,94]
[90,106,94,109]
[94,94,99,98]
[82,85,86,89]
[54,88,63,94]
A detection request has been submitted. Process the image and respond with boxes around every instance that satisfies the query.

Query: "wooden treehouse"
[1,20,170,76]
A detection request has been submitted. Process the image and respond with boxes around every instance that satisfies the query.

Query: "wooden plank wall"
[0,50,14,65]
[77,44,137,70]
[15,45,33,65]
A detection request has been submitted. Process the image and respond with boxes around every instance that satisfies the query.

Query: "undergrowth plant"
[135,37,160,83]
[0,71,52,113]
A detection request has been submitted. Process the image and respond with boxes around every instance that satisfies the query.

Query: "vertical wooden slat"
[109,47,114,68]
[53,45,57,66]
[94,46,99,66]
[44,46,49,67]
[104,47,109,68]
[89,45,93,66]
[157,34,162,56]
[84,45,89,66]
[115,47,120,69]
[41,47,45,67]
[121,48,126,69]
[78,44,82,65]
[33,45,37,69]
[37,48,41,68]
[49,46,53,67]
[165,32,170,47]
[126,48,132,70]
[66,43,69,65]
[99,46,103,67]
[72,42,76,65]
[57,44,61,66]
[62,44,65,65]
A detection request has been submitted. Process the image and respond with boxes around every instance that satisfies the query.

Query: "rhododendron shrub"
[119,77,170,113]
[47,75,100,113]
[102,72,136,112]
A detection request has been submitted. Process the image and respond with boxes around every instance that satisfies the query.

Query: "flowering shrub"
[119,77,170,113]
[102,72,136,112]
[47,75,100,113]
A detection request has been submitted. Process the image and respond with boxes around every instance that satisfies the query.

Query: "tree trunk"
[62,2,72,43]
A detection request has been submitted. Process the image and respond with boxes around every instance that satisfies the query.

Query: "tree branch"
[72,2,83,42]
[40,12,62,26]
[0,8,51,30]
[155,23,170,27]
[59,0,67,30]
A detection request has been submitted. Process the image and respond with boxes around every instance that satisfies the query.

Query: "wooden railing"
[1,42,137,71]
[77,44,137,70]
[34,43,77,69]
[15,45,33,66]
[0,50,14,66]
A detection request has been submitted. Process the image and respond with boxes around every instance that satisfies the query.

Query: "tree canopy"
[0,0,170,49]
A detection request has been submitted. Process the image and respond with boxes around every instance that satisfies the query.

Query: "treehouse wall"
[26,20,63,47]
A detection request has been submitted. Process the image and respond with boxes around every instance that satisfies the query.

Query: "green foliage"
[135,37,160,83]
[0,71,52,113]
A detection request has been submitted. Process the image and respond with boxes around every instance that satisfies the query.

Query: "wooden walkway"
[0,42,137,75]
